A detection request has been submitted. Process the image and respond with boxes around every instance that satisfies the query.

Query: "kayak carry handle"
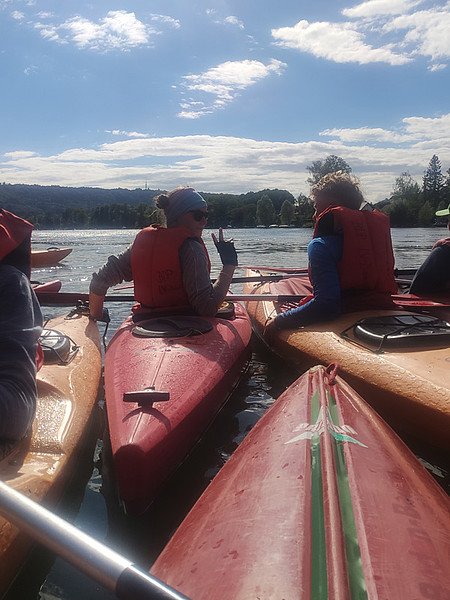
[123,389,170,405]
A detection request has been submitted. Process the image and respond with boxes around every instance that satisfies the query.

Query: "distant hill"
[0,183,297,228]
[0,182,162,217]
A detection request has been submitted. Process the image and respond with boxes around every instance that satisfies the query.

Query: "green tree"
[256,194,276,226]
[392,172,420,201]
[417,200,435,226]
[423,155,444,210]
[296,193,314,226]
[306,155,352,187]
[279,199,295,225]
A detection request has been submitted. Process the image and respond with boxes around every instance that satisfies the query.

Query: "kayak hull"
[0,312,101,595]
[104,302,252,515]
[244,271,450,450]
[31,248,72,268]
[32,280,62,294]
[151,364,450,599]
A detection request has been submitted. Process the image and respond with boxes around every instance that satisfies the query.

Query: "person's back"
[410,204,450,295]
[0,210,43,445]
[267,172,396,331]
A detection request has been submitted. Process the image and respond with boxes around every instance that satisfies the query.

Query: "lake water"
[6,227,449,600]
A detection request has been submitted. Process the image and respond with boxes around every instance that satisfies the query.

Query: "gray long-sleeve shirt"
[89,237,232,316]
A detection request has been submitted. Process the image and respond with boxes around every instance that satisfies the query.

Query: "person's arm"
[409,244,450,295]
[0,267,43,440]
[272,236,343,330]
[179,239,235,316]
[89,247,132,319]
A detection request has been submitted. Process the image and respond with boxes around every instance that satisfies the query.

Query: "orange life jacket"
[313,206,397,295]
[131,225,211,311]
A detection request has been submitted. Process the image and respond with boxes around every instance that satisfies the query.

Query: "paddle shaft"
[228,294,449,307]
[238,265,418,277]
[0,481,189,600]
[35,289,450,308]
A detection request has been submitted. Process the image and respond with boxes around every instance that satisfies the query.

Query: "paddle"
[228,294,450,307]
[0,481,189,600]
[35,290,450,309]
[238,265,419,278]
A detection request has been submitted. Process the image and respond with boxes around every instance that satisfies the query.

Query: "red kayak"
[31,247,72,268]
[104,301,252,515]
[151,364,450,599]
[32,280,62,294]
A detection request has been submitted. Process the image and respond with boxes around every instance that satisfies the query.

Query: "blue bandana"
[166,188,207,226]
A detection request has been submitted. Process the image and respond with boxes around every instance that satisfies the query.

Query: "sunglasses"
[191,210,209,222]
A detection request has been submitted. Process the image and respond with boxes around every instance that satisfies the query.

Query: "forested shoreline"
[2,154,449,229]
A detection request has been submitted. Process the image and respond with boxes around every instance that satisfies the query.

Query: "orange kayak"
[151,364,450,599]
[31,248,72,268]
[243,270,450,450]
[0,310,101,595]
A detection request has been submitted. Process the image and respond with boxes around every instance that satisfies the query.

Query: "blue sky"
[1,0,449,202]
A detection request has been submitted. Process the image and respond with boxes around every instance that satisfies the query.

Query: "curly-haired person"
[266,171,397,332]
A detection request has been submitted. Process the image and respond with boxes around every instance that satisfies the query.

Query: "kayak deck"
[243,270,450,450]
[151,364,450,599]
[105,301,252,515]
[0,312,101,594]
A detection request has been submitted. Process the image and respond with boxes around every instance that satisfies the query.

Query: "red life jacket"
[432,237,450,250]
[131,225,211,311]
[313,206,397,295]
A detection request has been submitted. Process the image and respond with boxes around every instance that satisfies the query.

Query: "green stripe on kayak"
[310,389,328,599]
[327,391,368,600]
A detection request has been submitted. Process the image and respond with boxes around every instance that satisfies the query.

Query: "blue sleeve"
[274,236,343,329]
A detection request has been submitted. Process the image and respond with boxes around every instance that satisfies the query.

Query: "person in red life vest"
[410,204,450,295]
[89,187,238,320]
[265,171,397,333]
[0,210,43,447]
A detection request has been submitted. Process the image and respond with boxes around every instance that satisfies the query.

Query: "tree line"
[2,154,449,229]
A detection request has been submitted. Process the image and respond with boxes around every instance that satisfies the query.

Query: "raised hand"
[211,227,238,266]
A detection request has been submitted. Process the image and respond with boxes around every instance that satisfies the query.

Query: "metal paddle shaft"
[0,481,189,600]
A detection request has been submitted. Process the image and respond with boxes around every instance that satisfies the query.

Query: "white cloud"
[428,63,446,71]
[206,11,245,29]
[343,0,423,18]
[384,4,450,61]
[273,3,450,69]
[179,59,286,118]
[107,130,148,138]
[11,10,24,19]
[24,65,38,75]
[2,115,449,202]
[321,113,450,144]
[149,14,180,29]
[321,127,410,143]
[272,20,410,65]
[34,10,156,51]
[223,16,244,29]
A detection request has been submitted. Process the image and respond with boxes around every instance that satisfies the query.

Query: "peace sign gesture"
[211,227,238,266]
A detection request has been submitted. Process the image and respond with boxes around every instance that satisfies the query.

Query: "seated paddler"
[410,203,450,296]
[89,186,238,320]
[0,209,43,445]
[266,171,397,333]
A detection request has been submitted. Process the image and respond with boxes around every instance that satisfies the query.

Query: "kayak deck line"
[309,370,368,599]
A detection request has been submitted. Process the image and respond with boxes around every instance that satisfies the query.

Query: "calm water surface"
[7,227,449,600]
